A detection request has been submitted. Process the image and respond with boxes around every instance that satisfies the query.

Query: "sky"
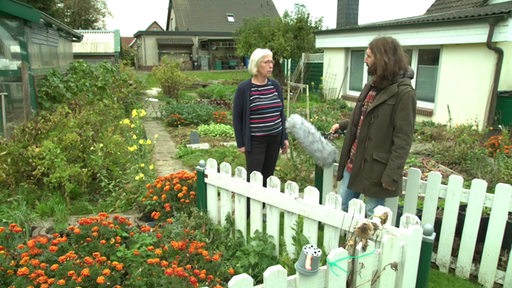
[105,0,435,37]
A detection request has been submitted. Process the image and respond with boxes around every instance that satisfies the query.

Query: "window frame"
[347,46,441,110]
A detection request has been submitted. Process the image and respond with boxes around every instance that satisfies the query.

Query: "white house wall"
[498,41,512,91]
[317,18,512,127]
[323,48,348,99]
[434,44,496,127]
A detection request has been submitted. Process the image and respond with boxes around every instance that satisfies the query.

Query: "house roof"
[0,0,82,42]
[170,0,280,33]
[121,37,135,49]
[425,0,487,14]
[317,1,512,34]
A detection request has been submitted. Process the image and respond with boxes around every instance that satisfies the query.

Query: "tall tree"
[234,4,323,83]
[18,0,110,30]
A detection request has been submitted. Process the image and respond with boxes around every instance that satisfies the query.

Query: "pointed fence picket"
[198,159,424,288]
[316,164,512,288]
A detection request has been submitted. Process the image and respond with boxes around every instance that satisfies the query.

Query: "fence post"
[416,223,436,288]
[314,164,323,201]
[196,160,207,212]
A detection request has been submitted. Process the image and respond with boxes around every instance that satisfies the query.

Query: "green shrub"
[196,83,236,101]
[38,61,144,114]
[162,101,216,126]
[198,123,234,138]
[152,56,193,99]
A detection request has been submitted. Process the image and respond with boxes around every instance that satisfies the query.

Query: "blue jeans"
[339,169,385,216]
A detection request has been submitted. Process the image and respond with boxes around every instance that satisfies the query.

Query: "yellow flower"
[140,163,145,167]
[139,139,144,144]
[120,119,131,125]
[132,135,137,140]
[149,164,154,170]
[128,145,138,152]
[135,173,145,181]
[146,139,152,145]
[131,109,138,118]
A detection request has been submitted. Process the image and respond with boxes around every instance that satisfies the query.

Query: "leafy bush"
[152,57,193,99]
[162,101,216,127]
[198,123,234,138]
[196,84,236,101]
[38,61,144,114]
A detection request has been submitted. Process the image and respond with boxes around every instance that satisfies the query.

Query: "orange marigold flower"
[96,276,106,284]
[151,211,160,220]
[84,257,94,265]
[100,240,107,245]
[228,268,235,275]
[165,268,173,276]
[166,218,173,224]
[50,264,59,271]
[81,268,91,277]
[16,266,30,276]
[49,245,58,253]
[212,254,220,262]
[57,279,66,285]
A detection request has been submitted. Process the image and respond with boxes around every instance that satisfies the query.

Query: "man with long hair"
[330,36,417,215]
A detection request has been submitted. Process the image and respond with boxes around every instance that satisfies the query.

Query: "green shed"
[0,0,82,137]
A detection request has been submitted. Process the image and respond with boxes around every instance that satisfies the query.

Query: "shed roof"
[0,0,82,41]
[73,30,120,54]
[170,0,280,33]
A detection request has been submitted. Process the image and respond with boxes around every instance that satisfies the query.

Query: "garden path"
[143,90,189,176]
[31,91,189,237]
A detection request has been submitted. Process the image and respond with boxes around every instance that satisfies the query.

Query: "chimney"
[337,0,359,28]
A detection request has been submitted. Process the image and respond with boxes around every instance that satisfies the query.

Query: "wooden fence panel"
[262,265,287,288]
[303,186,320,247]
[284,181,300,258]
[403,168,421,215]
[220,162,232,225]
[437,174,463,272]
[478,183,512,287]
[234,167,248,240]
[375,232,401,288]
[203,160,422,287]
[421,172,442,226]
[323,193,342,253]
[206,159,220,223]
[266,176,282,256]
[455,178,487,279]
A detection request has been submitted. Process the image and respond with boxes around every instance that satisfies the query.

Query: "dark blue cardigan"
[232,78,288,152]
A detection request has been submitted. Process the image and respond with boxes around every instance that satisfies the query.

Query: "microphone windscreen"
[286,114,338,168]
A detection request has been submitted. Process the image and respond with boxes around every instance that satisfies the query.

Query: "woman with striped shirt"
[232,48,289,186]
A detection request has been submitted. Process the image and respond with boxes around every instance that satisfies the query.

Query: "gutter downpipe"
[485,16,507,127]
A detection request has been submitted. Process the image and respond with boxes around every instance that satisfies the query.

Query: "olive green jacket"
[336,71,416,198]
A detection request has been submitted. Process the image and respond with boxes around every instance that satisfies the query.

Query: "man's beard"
[367,64,376,76]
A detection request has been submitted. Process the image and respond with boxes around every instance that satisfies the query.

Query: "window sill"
[341,94,433,117]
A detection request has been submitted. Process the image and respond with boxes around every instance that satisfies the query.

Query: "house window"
[414,49,439,103]
[226,13,235,23]
[348,47,440,107]
[348,50,365,91]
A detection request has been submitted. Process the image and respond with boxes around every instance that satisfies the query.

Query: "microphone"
[285,114,338,168]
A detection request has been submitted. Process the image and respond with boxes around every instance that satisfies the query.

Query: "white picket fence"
[316,165,512,288]
[201,159,424,288]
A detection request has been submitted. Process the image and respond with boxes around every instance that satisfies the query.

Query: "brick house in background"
[132,0,280,71]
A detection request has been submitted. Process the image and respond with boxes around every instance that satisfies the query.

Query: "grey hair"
[247,48,273,75]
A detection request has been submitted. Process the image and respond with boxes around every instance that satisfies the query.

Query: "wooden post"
[20,62,30,122]
[195,160,207,211]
